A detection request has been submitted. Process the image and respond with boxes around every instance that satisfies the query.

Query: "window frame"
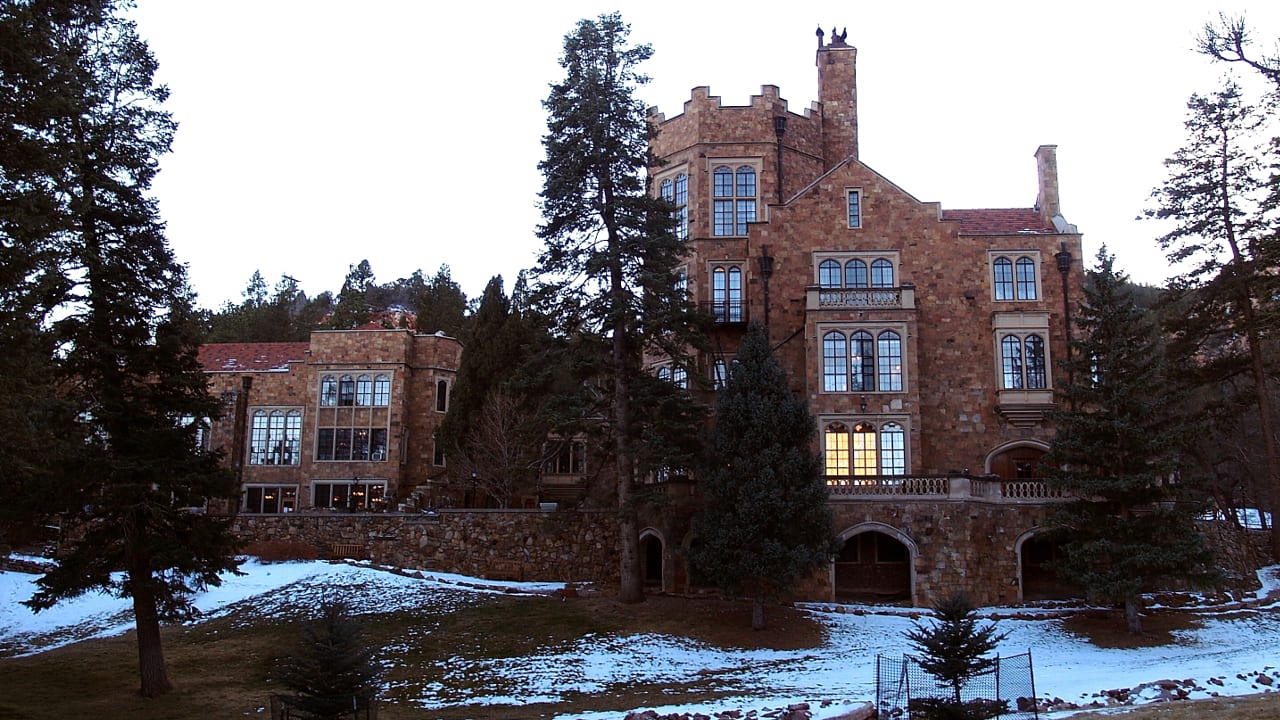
[822,418,910,479]
[657,166,690,240]
[247,407,303,466]
[847,188,862,229]
[812,251,900,289]
[709,159,760,237]
[993,312,1052,391]
[989,251,1042,302]
[818,323,908,394]
[242,484,299,514]
[312,479,386,511]
[710,263,745,323]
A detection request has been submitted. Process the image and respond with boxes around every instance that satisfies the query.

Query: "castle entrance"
[1020,532,1079,600]
[834,529,911,603]
[640,533,663,588]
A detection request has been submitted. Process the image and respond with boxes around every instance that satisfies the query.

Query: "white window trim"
[993,312,1052,392]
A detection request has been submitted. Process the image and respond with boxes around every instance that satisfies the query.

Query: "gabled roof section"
[198,342,309,373]
[941,208,1055,235]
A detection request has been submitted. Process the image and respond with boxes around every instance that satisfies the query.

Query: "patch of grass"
[0,592,823,720]
[1061,609,1202,648]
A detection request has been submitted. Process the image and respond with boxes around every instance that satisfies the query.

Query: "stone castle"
[201,29,1087,606]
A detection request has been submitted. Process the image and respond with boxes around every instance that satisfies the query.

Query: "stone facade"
[639,30,1087,606]
[199,329,462,513]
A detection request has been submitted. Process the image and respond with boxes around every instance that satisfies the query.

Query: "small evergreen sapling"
[905,593,1009,720]
[272,601,382,719]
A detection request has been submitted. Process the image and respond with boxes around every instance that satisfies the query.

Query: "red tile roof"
[197,342,309,373]
[941,208,1054,235]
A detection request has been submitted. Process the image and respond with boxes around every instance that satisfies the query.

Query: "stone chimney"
[1034,145,1060,224]
[817,26,858,169]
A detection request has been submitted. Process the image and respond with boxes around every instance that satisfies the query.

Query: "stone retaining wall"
[231,509,619,584]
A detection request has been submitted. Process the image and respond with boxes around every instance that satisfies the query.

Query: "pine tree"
[904,593,1009,720]
[3,0,241,696]
[272,601,382,719]
[327,259,376,329]
[690,324,834,629]
[534,12,705,602]
[1044,248,1216,633]
[1144,78,1280,558]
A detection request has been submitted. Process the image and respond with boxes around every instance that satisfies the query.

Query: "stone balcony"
[826,474,1066,503]
[806,283,916,311]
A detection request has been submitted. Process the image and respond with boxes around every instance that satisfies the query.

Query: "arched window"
[249,408,302,466]
[877,331,903,391]
[1001,335,1024,389]
[823,332,848,392]
[672,366,688,389]
[870,259,895,288]
[1025,335,1046,389]
[712,266,743,322]
[824,422,850,477]
[338,375,355,406]
[993,257,1014,300]
[355,374,373,406]
[819,259,842,288]
[852,422,877,476]
[880,423,906,475]
[712,165,757,236]
[851,331,875,391]
[435,379,448,412]
[657,366,672,383]
[845,259,868,288]
[320,376,337,406]
[1016,257,1038,299]
[713,359,729,390]
[661,173,689,240]
[372,375,391,405]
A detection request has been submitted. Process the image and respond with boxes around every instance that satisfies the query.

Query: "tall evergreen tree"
[411,263,468,337]
[1144,78,1280,558]
[1044,248,1216,633]
[327,259,376,329]
[1,0,240,696]
[691,324,834,629]
[534,12,705,602]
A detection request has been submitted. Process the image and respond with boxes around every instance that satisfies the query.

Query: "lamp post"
[1054,243,1074,390]
[469,472,478,509]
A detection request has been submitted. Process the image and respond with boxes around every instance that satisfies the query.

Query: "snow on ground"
[1,558,1277,719]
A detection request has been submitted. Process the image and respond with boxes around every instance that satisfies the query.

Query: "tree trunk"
[1124,595,1143,635]
[751,597,765,630]
[129,551,172,697]
[611,254,643,605]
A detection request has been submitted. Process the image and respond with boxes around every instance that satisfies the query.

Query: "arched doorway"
[834,524,915,604]
[987,442,1048,480]
[640,530,664,589]
[1017,530,1080,601]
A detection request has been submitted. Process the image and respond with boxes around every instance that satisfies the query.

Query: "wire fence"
[876,652,1038,719]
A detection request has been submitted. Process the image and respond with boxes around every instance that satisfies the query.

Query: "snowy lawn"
[1,558,1277,719]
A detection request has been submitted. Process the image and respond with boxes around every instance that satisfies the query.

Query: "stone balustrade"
[827,475,1068,503]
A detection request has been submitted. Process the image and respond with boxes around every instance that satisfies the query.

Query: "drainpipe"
[1054,243,1073,390]
[774,115,787,205]
[759,245,775,336]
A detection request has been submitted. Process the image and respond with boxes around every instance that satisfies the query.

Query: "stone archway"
[1015,527,1080,601]
[985,440,1050,480]
[639,528,665,590]
[833,523,917,605]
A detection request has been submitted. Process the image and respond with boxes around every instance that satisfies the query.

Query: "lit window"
[824,423,850,476]
[243,485,298,514]
[313,480,385,511]
[823,421,907,478]
[248,409,302,465]
[847,189,862,228]
[712,265,743,322]
[712,165,757,236]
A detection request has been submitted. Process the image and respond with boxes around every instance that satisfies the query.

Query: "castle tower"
[816,26,858,168]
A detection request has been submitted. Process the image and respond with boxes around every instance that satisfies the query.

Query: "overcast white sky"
[128,1,1280,310]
